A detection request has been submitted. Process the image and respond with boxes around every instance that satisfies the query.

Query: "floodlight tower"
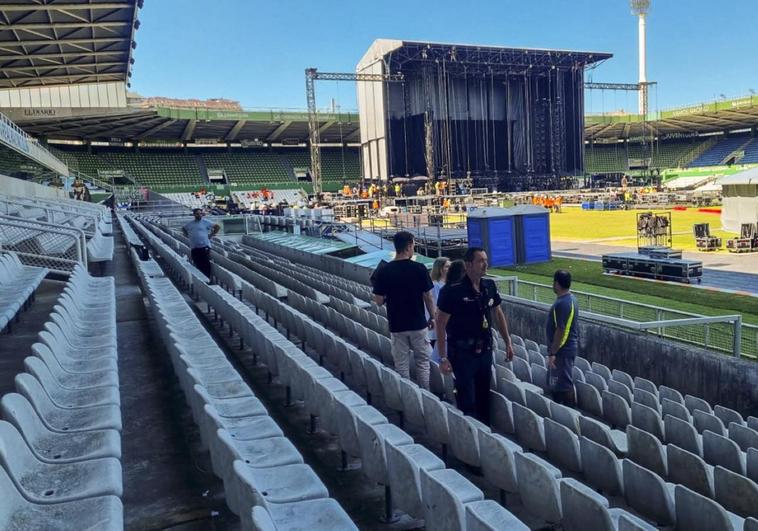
[631,0,651,116]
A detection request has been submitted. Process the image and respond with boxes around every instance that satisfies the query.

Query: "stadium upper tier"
[50,145,361,189]
[585,133,758,174]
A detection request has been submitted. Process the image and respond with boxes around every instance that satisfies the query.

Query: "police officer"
[546,270,580,406]
[436,247,514,423]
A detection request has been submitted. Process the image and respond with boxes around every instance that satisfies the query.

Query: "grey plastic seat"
[335,403,387,458]
[560,477,649,531]
[465,499,529,531]
[633,376,658,397]
[229,460,329,522]
[602,390,632,429]
[627,424,667,477]
[585,371,608,392]
[0,463,123,531]
[524,388,551,418]
[579,436,624,495]
[250,498,358,531]
[694,409,726,436]
[500,378,526,406]
[0,421,122,504]
[675,484,745,531]
[23,359,120,409]
[659,385,684,405]
[512,401,546,452]
[531,363,549,392]
[622,458,675,526]
[631,402,664,441]
[489,390,515,435]
[515,451,563,524]
[550,401,581,433]
[591,361,612,382]
[633,387,660,413]
[667,444,714,498]
[447,408,485,466]
[685,394,713,415]
[398,378,425,428]
[32,342,118,383]
[572,365,585,384]
[385,442,445,519]
[714,465,758,519]
[749,448,758,483]
[545,418,582,473]
[15,374,122,432]
[420,467,484,531]
[511,356,532,383]
[608,379,633,406]
[356,419,413,487]
[0,393,120,463]
[664,414,703,455]
[662,397,692,423]
[749,416,758,432]
[703,430,746,475]
[579,416,628,456]
[576,381,603,417]
[611,369,634,392]
[715,405,744,428]
[524,339,540,354]
[478,430,521,502]
[421,389,452,450]
[574,356,591,373]
[747,517,758,531]
[729,422,758,453]
[528,350,546,368]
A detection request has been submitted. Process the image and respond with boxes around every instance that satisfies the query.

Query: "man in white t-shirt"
[182,208,220,278]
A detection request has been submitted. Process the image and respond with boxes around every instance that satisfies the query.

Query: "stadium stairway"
[110,217,238,528]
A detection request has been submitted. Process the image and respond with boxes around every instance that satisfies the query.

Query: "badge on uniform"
[488,298,494,307]
[482,316,489,329]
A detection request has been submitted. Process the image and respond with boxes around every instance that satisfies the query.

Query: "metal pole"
[734,316,742,358]
[305,68,323,197]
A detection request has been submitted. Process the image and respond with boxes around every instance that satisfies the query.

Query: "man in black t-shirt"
[436,247,514,423]
[372,231,436,390]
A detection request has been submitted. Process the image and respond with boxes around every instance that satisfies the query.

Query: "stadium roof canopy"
[15,107,361,143]
[586,95,758,141]
[0,0,141,89]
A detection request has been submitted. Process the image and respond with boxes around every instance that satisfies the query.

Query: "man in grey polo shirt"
[182,208,220,278]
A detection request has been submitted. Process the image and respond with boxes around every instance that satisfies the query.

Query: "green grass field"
[549,207,733,252]
[494,257,758,326]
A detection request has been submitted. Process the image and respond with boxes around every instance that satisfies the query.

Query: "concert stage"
[357,39,611,191]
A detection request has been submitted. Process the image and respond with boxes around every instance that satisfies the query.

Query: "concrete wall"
[0,173,66,200]
[504,296,758,418]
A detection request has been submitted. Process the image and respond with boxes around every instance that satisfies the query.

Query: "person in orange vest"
[372,199,379,210]
[343,184,351,196]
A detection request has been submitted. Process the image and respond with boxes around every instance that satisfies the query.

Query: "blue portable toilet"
[511,205,552,264]
[466,207,517,267]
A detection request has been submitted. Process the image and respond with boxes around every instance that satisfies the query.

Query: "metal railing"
[495,276,755,359]
[0,215,86,274]
[0,111,68,175]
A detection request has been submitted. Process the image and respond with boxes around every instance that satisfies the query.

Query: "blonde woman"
[428,256,451,360]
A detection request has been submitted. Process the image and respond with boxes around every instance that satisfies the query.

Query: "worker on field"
[394,183,401,197]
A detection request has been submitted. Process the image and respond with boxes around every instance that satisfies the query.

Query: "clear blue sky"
[131,0,758,114]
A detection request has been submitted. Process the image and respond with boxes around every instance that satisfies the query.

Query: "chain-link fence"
[495,276,755,359]
[0,215,86,274]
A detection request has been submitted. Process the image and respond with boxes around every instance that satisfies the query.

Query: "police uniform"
[437,275,501,423]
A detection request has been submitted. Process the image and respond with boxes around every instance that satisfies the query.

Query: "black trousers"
[191,247,211,279]
[449,349,493,424]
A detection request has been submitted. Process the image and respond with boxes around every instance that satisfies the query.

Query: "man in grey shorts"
[372,231,436,389]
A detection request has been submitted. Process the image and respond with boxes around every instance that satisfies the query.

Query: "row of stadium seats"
[688,135,756,167]
[584,138,709,173]
[231,225,758,529]
[51,146,361,189]
[0,265,122,528]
